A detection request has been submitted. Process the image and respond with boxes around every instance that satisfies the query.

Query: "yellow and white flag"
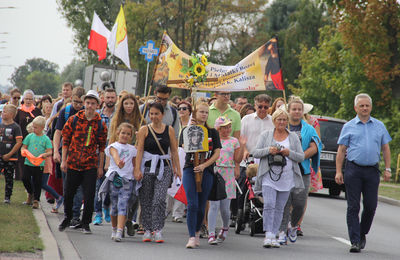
[108,5,131,69]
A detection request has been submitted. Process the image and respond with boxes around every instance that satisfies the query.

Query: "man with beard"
[93,88,117,225]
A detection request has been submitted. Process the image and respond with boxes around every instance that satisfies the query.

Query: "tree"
[60,59,86,83]
[25,71,61,97]
[329,0,400,101]
[9,58,59,92]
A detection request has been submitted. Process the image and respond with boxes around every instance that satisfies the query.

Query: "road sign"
[139,40,159,62]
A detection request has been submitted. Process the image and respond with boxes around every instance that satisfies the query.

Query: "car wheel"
[329,187,341,196]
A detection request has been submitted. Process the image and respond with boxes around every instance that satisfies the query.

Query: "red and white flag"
[167,177,187,205]
[88,12,110,61]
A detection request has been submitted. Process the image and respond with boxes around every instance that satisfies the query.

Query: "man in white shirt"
[232,94,274,228]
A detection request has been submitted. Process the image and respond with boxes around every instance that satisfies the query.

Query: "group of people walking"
[0,83,391,252]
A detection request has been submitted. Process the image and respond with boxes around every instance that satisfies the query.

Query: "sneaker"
[208,235,218,245]
[55,196,64,210]
[263,238,272,248]
[137,225,145,235]
[93,214,102,225]
[111,228,117,240]
[154,230,164,243]
[272,239,280,248]
[4,198,10,204]
[288,227,297,243]
[59,218,70,232]
[217,228,228,243]
[350,243,361,253]
[126,221,136,236]
[297,226,303,236]
[186,237,196,249]
[132,221,139,230]
[115,230,123,242]
[32,200,39,209]
[82,224,92,234]
[199,224,208,238]
[142,231,152,242]
[69,218,82,229]
[278,231,287,245]
[103,208,111,223]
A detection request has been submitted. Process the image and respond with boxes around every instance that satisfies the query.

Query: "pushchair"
[235,162,264,236]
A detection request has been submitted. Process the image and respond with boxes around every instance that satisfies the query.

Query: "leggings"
[110,181,134,216]
[0,159,15,199]
[22,165,43,201]
[208,198,231,235]
[262,185,290,235]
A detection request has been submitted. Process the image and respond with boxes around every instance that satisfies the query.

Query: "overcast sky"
[0,0,76,86]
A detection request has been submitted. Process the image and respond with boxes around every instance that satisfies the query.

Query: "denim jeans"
[41,174,61,200]
[182,167,214,237]
[94,175,110,214]
[344,161,380,244]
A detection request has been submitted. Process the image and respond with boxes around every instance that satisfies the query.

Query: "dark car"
[312,115,347,196]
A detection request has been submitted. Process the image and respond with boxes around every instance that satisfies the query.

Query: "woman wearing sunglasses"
[177,101,192,128]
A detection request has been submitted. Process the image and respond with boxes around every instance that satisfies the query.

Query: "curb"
[378,195,400,207]
[32,206,60,260]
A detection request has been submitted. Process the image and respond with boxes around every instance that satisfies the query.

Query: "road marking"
[332,236,351,246]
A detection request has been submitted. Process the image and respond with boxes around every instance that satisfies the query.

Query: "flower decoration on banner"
[181,52,210,87]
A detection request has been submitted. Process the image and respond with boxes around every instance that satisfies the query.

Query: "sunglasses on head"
[177,107,188,111]
[257,105,269,110]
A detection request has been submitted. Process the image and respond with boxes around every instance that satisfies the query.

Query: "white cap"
[84,90,100,104]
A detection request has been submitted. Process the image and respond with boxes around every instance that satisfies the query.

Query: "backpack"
[140,105,177,126]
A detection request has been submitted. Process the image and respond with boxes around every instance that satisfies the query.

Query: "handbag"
[208,170,227,201]
[267,153,287,182]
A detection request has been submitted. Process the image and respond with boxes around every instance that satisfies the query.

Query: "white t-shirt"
[262,136,294,191]
[105,142,137,180]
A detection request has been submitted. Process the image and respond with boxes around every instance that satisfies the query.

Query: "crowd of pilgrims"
[0,82,322,248]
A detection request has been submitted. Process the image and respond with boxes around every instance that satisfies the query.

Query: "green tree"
[25,71,61,97]
[9,58,59,92]
[60,59,86,83]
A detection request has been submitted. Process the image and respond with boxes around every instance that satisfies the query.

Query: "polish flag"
[88,12,110,61]
[168,177,187,205]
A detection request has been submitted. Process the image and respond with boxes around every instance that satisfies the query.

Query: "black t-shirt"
[289,123,302,142]
[0,122,22,160]
[179,126,222,171]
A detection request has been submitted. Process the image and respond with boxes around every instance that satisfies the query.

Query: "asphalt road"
[46,190,400,260]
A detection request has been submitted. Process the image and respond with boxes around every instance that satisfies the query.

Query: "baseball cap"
[214,116,232,129]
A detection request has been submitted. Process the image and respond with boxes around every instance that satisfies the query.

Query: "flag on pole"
[108,5,131,69]
[167,177,187,205]
[88,12,110,61]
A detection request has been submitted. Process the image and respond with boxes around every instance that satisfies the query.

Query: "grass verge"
[379,182,400,201]
[0,176,43,253]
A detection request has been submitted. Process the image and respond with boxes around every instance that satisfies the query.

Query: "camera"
[276,144,283,151]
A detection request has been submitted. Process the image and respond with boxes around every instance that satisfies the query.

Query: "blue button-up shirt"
[338,115,391,166]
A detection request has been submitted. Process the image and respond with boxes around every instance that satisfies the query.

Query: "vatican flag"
[108,5,131,69]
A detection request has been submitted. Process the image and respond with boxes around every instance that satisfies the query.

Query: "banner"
[152,33,284,92]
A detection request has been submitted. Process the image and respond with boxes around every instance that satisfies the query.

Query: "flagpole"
[143,61,150,97]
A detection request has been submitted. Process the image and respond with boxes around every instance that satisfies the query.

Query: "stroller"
[235,161,264,236]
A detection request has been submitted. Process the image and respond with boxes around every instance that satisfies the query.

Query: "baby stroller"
[235,162,264,236]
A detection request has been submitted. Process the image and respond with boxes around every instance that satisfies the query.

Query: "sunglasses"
[13,96,21,100]
[177,107,188,111]
[257,105,269,110]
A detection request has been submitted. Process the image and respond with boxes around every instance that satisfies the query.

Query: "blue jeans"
[41,174,61,200]
[182,167,214,237]
[344,161,380,244]
[94,175,110,214]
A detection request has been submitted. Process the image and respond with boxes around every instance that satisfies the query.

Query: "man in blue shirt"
[336,93,391,253]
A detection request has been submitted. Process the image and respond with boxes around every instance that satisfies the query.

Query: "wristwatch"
[385,168,392,172]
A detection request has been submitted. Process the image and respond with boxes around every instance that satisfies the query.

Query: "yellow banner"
[152,33,284,92]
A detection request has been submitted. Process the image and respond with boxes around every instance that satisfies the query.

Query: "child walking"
[0,104,23,204]
[103,123,137,242]
[207,116,245,245]
[21,116,52,209]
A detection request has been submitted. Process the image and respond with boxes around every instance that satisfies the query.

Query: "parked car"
[312,115,347,196]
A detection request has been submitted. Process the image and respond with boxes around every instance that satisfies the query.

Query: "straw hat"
[278,103,313,114]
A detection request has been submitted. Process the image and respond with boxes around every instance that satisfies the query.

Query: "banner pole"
[143,61,150,97]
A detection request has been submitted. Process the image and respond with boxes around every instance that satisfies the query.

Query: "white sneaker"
[288,227,297,243]
[263,238,272,248]
[278,231,287,245]
[111,229,117,240]
[143,231,152,242]
[115,230,122,242]
[272,239,280,248]
[154,230,164,243]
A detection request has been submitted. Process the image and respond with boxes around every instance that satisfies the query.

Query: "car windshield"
[319,120,345,152]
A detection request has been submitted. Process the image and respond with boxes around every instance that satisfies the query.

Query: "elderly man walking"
[335,93,391,253]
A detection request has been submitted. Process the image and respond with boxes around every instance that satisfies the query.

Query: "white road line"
[332,236,352,246]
